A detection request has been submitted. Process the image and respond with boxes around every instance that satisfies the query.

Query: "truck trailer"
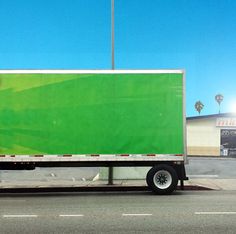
[0,70,187,194]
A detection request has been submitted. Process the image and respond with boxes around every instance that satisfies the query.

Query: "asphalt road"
[186,157,236,178]
[0,190,236,234]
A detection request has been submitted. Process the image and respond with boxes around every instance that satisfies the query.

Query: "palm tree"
[215,94,223,114]
[195,101,204,115]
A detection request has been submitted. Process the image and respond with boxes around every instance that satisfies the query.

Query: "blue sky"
[0,0,236,116]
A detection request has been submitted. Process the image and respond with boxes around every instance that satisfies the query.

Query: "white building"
[187,113,236,156]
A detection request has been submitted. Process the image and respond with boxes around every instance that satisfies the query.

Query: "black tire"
[146,164,178,195]
[146,167,153,188]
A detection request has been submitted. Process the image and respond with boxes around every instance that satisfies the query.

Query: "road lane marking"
[195,212,236,215]
[122,214,152,216]
[59,214,84,217]
[3,215,38,218]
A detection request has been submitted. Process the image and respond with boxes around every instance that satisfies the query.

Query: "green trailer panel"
[0,72,184,155]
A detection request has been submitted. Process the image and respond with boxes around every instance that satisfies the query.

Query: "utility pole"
[108,0,115,185]
[111,0,115,70]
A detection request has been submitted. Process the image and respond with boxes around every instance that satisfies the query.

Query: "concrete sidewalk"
[0,178,236,191]
[186,178,236,190]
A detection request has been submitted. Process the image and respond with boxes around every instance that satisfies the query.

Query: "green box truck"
[0,70,187,194]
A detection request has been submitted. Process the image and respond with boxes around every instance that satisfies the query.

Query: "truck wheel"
[146,167,153,188]
[146,165,178,195]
